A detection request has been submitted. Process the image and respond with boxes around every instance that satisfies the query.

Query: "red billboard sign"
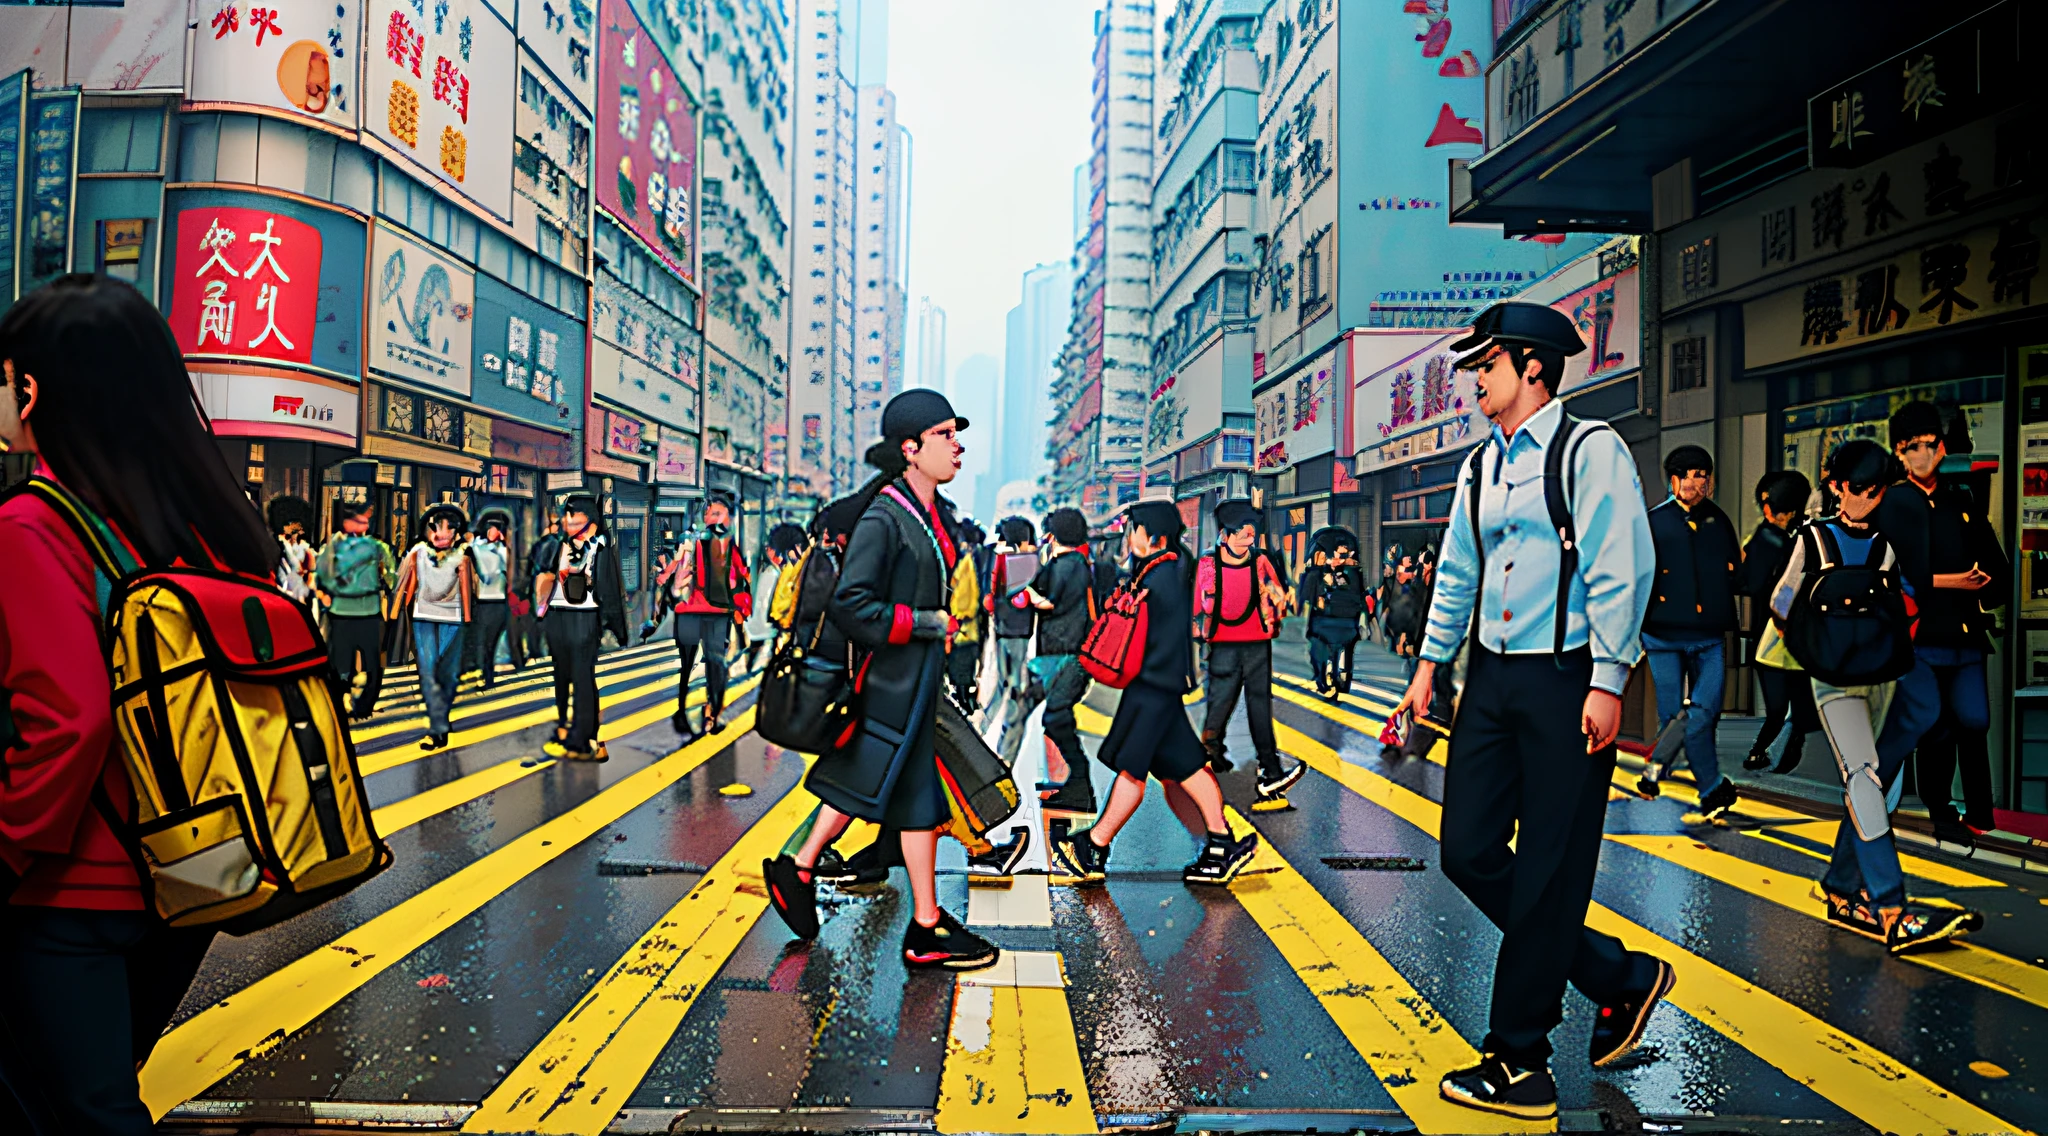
[167,205,323,367]
[597,4,696,285]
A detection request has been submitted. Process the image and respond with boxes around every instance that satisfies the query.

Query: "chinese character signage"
[19,87,78,298]
[365,0,516,220]
[1351,337,1481,476]
[1144,334,1227,465]
[370,222,475,395]
[0,71,27,309]
[517,0,594,112]
[1549,264,1639,396]
[1807,2,2020,170]
[471,273,584,433]
[1253,349,1337,472]
[597,0,695,284]
[1745,219,2042,368]
[189,368,359,445]
[190,0,359,129]
[167,204,324,367]
[655,424,697,484]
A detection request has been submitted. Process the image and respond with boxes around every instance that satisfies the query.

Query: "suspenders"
[1464,412,1613,659]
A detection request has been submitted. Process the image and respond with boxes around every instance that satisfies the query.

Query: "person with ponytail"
[761,390,999,970]
[0,275,268,1133]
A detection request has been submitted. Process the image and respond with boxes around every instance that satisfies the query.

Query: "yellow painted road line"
[1610,835,2045,1012]
[1224,805,1543,1135]
[353,657,681,742]
[1276,721,2027,1136]
[463,765,813,1134]
[373,641,673,693]
[371,757,555,836]
[1749,819,2003,890]
[937,951,1097,1135]
[140,707,759,1120]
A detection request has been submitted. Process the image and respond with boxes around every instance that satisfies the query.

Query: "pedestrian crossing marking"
[371,756,554,835]
[937,950,1097,1135]
[1610,835,2047,1011]
[370,641,674,703]
[1274,722,2026,1136]
[968,873,1055,927]
[352,657,681,742]
[140,706,760,1121]
[1223,805,1545,1135]
[1747,819,2003,889]
[462,767,816,1134]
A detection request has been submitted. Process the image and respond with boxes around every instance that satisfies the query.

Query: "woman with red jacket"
[0,276,275,1133]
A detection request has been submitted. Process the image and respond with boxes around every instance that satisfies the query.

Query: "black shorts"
[1096,681,1206,783]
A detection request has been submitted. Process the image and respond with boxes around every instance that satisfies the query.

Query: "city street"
[144,637,2048,1135]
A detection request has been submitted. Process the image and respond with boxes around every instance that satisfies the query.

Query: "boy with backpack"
[1764,438,1981,954]
[316,498,397,721]
[998,508,1097,813]
[1736,470,1819,773]
[1300,527,1367,699]
[467,508,516,689]
[1195,499,1303,808]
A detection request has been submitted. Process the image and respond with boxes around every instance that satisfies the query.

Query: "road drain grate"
[1320,854,1426,871]
[598,858,709,876]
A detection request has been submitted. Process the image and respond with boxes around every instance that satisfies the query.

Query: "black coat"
[1302,562,1367,621]
[1644,497,1740,638]
[531,530,629,644]
[806,481,952,828]
[1873,477,2009,653]
[1733,522,1797,640]
[1031,550,1095,656]
[1130,549,1196,694]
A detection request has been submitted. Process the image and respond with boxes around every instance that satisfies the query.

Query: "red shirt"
[1196,551,1282,643]
[0,476,142,910]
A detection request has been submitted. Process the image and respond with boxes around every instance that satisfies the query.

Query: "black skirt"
[1096,680,1207,783]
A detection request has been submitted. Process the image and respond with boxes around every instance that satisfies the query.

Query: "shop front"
[1253,345,1341,576]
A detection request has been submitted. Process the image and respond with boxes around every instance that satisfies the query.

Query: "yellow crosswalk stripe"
[353,657,681,742]
[463,766,814,1134]
[140,706,759,1120]
[937,951,1097,1136]
[1274,721,2024,1136]
[1741,819,2002,890]
[371,757,555,835]
[368,642,675,707]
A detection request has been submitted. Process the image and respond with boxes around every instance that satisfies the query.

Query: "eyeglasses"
[1899,439,1941,455]
[1453,346,1507,372]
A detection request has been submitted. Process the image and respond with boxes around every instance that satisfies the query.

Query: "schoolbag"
[14,477,391,934]
[1079,552,1177,689]
[1463,411,1613,654]
[327,535,386,599]
[1782,523,1915,686]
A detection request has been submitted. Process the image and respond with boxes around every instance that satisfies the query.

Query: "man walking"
[468,507,516,688]
[1638,445,1742,815]
[535,494,628,761]
[1000,508,1096,812]
[1392,301,1671,1122]
[1195,499,1304,808]
[986,516,1039,730]
[661,489,751,737]
[315,498,396,721]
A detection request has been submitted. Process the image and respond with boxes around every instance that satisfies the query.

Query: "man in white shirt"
[468,508,515,689]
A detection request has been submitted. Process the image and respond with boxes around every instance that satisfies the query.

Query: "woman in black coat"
[762,390,998,971]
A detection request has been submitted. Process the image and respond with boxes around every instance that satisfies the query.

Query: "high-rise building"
[948,353,1001,520]
[1046,0,1154,525]
[915,298,947,392]
[852,83,910,449]
[1001,262,1073,497]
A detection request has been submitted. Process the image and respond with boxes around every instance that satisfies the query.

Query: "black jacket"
[1644,497,1741,637]
[1131,549,1197,694]
[1031,550,1095,656]
[532,530,629,645]
[990,550,1038,639]
[1873,477,2009,653]
[1301,562,1367,622]
[1733,522,1797,640]
[1383,580,1426,650]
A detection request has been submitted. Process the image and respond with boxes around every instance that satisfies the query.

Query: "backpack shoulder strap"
[11,476,140,586]
[1464,441,1489,643]
[1807,522,1842,571]
[1541,414,1596,655]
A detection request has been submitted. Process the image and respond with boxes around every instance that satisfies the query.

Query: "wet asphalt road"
[147,636,2047,1135]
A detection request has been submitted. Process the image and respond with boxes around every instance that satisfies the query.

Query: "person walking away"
[762,389,999,969]
[945,519,987,714]
[1873,400,2009,848]
[0,275,277,1133]
[394,502,476,751]
[1383,553,1424,682]
[1737,471,1819,773]
[522,515,559,662]
[468,508,515,688]
[317,498,397,720]
[269,495,317,605]
[1763,438,1982,951]
[1391,301,1673,1122]
[661,489,751,737]
[1051,500,1259,886]
[1638,445,1742,814]
[745,523,806,673]
[1196,499,1305,808]
[986,516,1039,730]
[534,494,628,761]
[998,508,1097,810]
[1300,527,1366,698]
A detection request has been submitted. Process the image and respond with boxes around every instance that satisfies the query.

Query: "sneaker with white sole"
[967,826,1032,879]
[1439,1053,1557,1121]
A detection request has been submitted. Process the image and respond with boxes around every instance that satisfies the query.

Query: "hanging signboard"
[471,272,584,432]
[167,204,325,368]
[370,222,475,395]
[188,366,359,445]
[596,0,695,284]
[364,0,516,220]
[189,0,359,129]
[656,424,698,485]
[0,70,28,310]
[19,86,79,298]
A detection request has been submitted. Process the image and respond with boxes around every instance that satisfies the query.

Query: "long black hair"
[0,275,273,574]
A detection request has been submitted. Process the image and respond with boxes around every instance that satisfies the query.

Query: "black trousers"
[546,608,602,747]
[0,907,214,1135]
[1440,647,1660,1063]
[327,614,385,715]
[1201,640,1278,774]
[673,613,732,716]
[947,639,982,713]
[469,600,510,687]
[1750,665,1818,765]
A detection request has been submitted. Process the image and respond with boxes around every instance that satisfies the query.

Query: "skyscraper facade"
[1001,261,1074,497]
[852,84,909,449]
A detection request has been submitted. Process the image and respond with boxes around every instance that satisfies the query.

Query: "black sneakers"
[1884,906,1984,956]
[968,827,1032,880]
[1203,735,1232,774]
[1183,831,1258,886]
[763,854,820,940]
[419,733,449,751]
[809,848,858,886]
[1698,778,1739,820]
[1439,1053,1557,1120]
[1255,761,1305,803]
[1041,775,1097,815]
[1051,828,1110,885]
[902,909,998,970]
[1741,748,1771,772]
[1589,957,1677,1067]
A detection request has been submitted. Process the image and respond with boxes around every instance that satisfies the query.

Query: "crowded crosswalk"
[136,638,2044,1135]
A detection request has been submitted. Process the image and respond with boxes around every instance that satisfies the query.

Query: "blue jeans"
[413,618,466,736]
[1641,632,1725,794]
[1813,655,1941,911]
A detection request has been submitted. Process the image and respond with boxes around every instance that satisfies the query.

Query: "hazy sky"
[889,0,1099,390]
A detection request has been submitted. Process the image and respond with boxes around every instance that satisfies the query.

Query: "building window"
[1669,336,1708,393]
[1298,229,1330,322]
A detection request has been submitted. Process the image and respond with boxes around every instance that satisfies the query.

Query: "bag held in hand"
[756,562,860,754]
[932,696,1018,841]
[15,477,390,934]
[1078,552,1176,689]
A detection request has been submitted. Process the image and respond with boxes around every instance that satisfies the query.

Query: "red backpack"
[1078,552,1177,689]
